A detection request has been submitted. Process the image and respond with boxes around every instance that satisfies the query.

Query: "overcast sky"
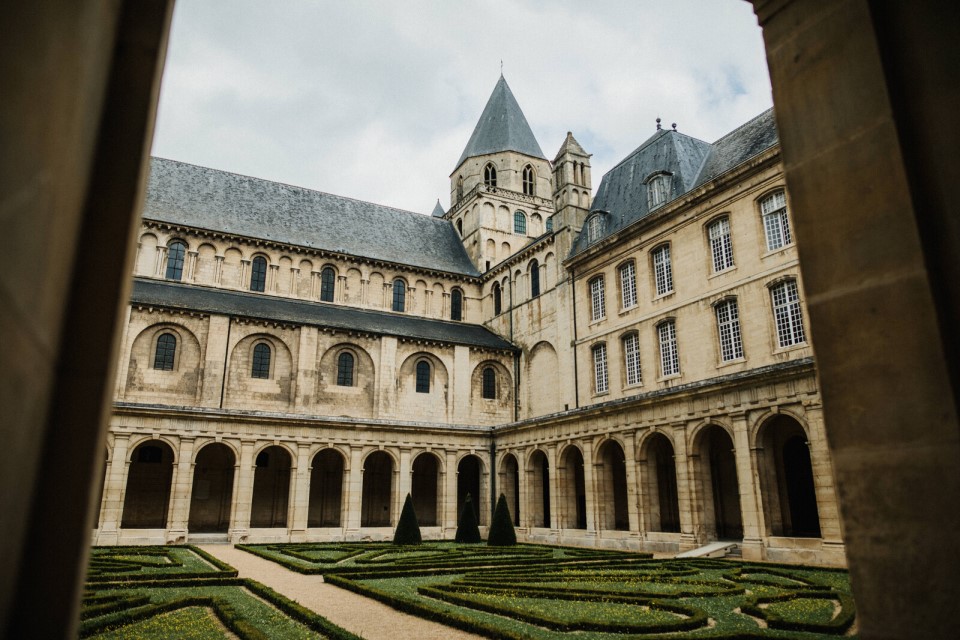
[151,0,773,215]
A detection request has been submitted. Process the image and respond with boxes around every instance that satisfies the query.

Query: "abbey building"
[94,76,846,566]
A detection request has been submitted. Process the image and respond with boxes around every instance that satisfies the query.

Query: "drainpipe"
[490,438,497,523]
[570,268,580,408]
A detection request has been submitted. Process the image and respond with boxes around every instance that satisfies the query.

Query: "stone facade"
[93,77,846,566]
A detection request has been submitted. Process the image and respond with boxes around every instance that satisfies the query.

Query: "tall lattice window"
[493,282,502,315]
[530,260,540,297]
[592,343,608,394]
[392,279,406,312]
[761,190,792,250]
[708,217,735,272]
[590,276,605,321]
[546,216,553,233]
[165,241,186,280]
[514,210,527,234]
[250,256,267,292]
[522,165,535,195]
[153,333,177,371]
[619,261,637,309]
[623,333,642,386]
[648,174,671,209]
[251,343,271,379]
[771,279,806,347]
[451,288,463,321]
[658,321,680,377]
[415,360,431,393]
[587,215,603,244]
[320,267,336,302]
[715,299,744,361]
[456,175,464,202]
[484,163,497,187]
[482,366,497,399]
[652,244,673,296]
[337,352,354,386]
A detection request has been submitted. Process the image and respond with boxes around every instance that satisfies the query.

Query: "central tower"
[444,76,555,272]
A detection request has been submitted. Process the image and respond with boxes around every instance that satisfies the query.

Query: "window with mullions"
[589,276,605,321]
[451,288,463,321]
[415,360,431,393]
[619,261,637,309]
[761,190,792,250]
[530,260,540,297]
[320,267,336,302]
[514,210,527,234]
[658,320,680,377]
[482,366,496,399]
[771,279,806,347]
[647,174,672,209]
[251,343,271,379]
[592,343,608,394]
[623,333,642,386]
[337,352,355,386]
[250,256,267,292]
[546,216,553,233]
[153,333,177,371]
[392,279,406,312]
[708,217,735,272]
[165,241,187,280]
[484,163,497,187]
[522,165,534,195]
[493,282,502,315]
[715,299,744,361]
[587,215,603,244]
[652,244,673,296]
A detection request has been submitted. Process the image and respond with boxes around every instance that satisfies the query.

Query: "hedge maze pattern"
[243,542,857,639]
[82,546,361,639]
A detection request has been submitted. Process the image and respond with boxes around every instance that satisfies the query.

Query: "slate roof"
[454,76,546,170]
[431,200,446,218]
[143,158,481,277]
[130,278,517,351]
[554,131,589,161]
[572,109,778,257]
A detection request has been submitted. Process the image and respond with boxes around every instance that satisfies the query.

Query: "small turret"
[551,131,592,234]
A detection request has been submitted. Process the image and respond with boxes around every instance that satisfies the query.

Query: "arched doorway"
[559,446,586,529]
[308,449,344,527]
[597,440,629,531]
[696,425,742,540]
[757,416,821,537]
[457,455,482,525]
[499,454,520,525]
[361,451,393,526]
[121,440,174,528]
[411,453,440,526]
[188,443,235,533]
[643,433,680,532]
[250,445,291,528]
[528,450,550,527]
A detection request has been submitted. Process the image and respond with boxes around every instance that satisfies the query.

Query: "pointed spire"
[454,76,546,170]
[554,131,588,162]
[431,199,445,218]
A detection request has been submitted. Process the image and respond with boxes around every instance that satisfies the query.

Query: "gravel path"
[199,545,484,640]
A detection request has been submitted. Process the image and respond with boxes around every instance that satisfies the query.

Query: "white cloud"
[151,0,772,214]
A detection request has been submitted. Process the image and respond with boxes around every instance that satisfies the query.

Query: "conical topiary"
[454,493,482,543]
[487,493,517,546]
[393,493,422,545]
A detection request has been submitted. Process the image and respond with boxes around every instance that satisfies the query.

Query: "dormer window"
[587,213,604,244]
[522,165,534,195]
[646,173,672,210]
[484,163,497,187]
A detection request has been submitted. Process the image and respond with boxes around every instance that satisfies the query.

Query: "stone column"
[294,326,318,410]
[186,250,198,281]
[199,316,230,408]
[805,404,844,548]
[547,444,559,531]
[290,267,300,297]
[97,434,130,544]
[397,447,412,519]
[443,450,457,532]
[214,255,224,284]
[166,436,195,542]
[289,443,311,541]
[154,245,167,276]
[345,446,363,531]
[673,422,697,550]
[582,439,597,534]
[622,432,641,534]
[360,278,369,306]
[311,270,321,299]
[239,259,250,288]
[268,263,279,292]
[515,450,528,535]
[731,412,764,561]
[229,440,256,542]
[337,275,347,303]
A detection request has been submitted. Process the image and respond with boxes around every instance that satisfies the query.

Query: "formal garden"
[82,497,857,638]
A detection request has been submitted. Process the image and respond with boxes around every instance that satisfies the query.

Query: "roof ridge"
[710,107,775,145]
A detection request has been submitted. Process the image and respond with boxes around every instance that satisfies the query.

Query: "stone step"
[188,533,230,544]
[675,541,739,559]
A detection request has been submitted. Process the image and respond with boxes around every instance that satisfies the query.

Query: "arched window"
[153,333,177,370]
[392,279,406,312]
[546,216,554,233]
[514,210,527,234]
[415,360,431,393]
[456,175,464,202]
[483,163,497,187]
[761,190,792,250]
[337,352,355,386]
[165,240,187,280]
[250,256,267,292]
[771,279,806,347]
[708,217,734,272]
[492,282,502,315]
[587,214,603,244]
[456,218,463,237]
[522,165,534,195]
[251,343,271,378]
[530,259,541,297]
[451,288,463,321]
[647,174,672,209]
[482,366,497,399]
[320,267,336,302]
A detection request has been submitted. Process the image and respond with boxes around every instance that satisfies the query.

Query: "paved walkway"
[199,545,483,640]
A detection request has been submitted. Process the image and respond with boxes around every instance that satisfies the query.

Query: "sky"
[151,0,773,215]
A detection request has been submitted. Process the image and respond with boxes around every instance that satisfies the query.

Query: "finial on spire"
[672,122,677,131]
[656,117,661,131]
[500,59,503,76]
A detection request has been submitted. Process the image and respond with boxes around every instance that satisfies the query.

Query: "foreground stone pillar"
[289,443,311,541]
[732,413,764,560]
[166,437,195,542]
[229,441,255,541]
[97,435,130,544]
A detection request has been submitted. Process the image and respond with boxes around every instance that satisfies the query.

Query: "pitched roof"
[431,199,446,218]
[453,76,546,170]
[553,131,589,161]
[572,109,778,257]
[143,158,481,277]
[131,278,517,351]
